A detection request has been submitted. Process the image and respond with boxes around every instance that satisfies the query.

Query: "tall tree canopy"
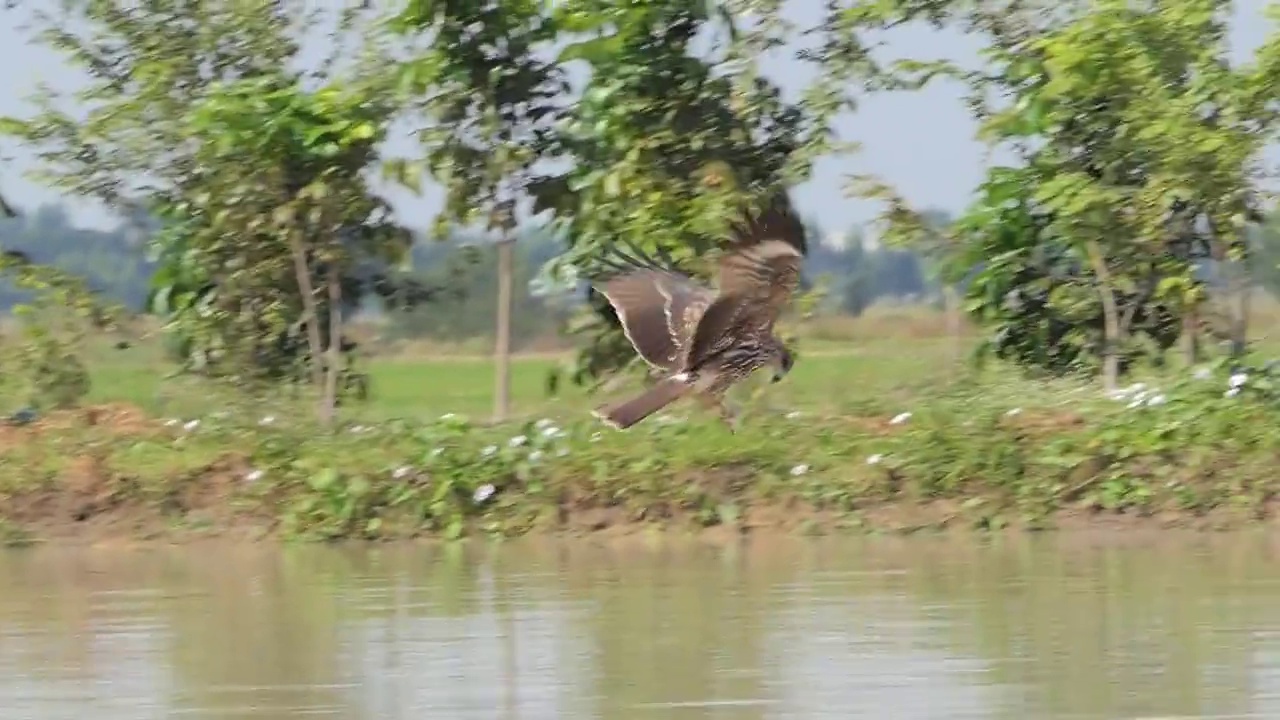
[845,0,1280,385]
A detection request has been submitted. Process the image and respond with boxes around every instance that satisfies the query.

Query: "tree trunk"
[1209,219,1249,358]
[288,234,325,390]
[943,284,961,374]
[1228,268,1249,358]
[1085,239,1121,391]
[493,238,514,422]
[1181,303,1200,365]
[319,267,342,426]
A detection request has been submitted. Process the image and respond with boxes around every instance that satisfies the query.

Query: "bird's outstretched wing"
[583,241,716,372]
[718,196,805,325]
[684,239,803,369]
[682,197,806,369]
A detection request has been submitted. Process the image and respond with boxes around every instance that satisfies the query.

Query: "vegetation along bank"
[1,347,1278,546]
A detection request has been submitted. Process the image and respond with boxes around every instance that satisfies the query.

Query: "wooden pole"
[493,237,514,422]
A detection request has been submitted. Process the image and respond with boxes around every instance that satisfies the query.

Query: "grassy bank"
[3,326,1280,545]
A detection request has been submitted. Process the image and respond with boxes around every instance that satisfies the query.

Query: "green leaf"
[310,467,339,492]
[350,122,376,140]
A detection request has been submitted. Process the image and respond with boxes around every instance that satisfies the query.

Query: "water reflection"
[0,534,1279,718]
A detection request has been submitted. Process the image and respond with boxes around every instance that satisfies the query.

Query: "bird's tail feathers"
[593,376,693,430]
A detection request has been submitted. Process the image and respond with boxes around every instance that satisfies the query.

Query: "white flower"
[164,418,179,427]
[259,415,276,426]
[790,464,810,476]
[1230,372,1249,389]
[509,435,527,448]
[349,424,368,434]
[1225,387,1242,398]
[473,484,496,503]
[392,465,413,479]
[1193,367,1213,380]
[439,413,457,422]
[528,450,544,463]
[481,445,498,458]
[785,411,803,420]
[540,425,563,439]
[1146,394,1167,407]
[889,412,912,426]
[589,432,603,443]
[430,448,444,458]
[1109,382,1148,401]
[866,454,884,466]
[535,418,554,430]
[244,469,264,483]
[182,419,200,432]
[1005,407,1022,417]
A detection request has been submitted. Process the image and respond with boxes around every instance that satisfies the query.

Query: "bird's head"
[769,340,795,383]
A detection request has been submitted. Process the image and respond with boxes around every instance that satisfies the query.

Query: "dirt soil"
[0,403,272,545]
[0,403,1274,547]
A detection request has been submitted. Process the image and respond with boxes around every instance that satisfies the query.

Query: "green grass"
[84,336,974,422]
[4,332,1280,543]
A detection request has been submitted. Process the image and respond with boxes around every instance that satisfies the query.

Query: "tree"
[390,0,567,421]
[0,208,134,411]
[3,3,432,420]
[388,1,862,401]
[843,0,1278,387]
[1,2,303,209]
[542,1,860,386]
[167,74,414,422]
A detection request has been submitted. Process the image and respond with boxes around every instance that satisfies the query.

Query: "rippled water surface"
[1,534,1279,719]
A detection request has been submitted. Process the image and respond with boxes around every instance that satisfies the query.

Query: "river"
[0,533,1277,719]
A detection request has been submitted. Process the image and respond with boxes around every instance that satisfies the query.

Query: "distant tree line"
[12,198,1280,356]
[0,204,157,310]
[0,201,950,339]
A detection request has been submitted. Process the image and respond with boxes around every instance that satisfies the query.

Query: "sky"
[0,2,1276,244]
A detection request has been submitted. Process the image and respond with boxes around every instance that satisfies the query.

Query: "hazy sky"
[0,3,1275,240]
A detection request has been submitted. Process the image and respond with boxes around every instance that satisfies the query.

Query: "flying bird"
[584,197,805,431]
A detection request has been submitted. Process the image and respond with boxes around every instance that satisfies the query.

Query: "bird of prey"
[584,198,805,431]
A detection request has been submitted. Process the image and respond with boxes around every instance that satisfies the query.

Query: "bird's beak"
[770,349,792,383]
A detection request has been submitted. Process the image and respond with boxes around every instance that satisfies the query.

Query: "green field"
[84,336,980,423]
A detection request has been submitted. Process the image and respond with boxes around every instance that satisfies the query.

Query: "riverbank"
[3,360,1280,546]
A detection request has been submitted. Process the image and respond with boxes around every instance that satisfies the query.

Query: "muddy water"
[0,534,1278,719]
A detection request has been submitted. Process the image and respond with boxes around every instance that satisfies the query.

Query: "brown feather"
[585,196,806,430]
[727,192,807,254]
[716,193,803,327]
[683,294,750,370]
[719,193,806,324]
[595,267,715,371]
[716,239,803,304]
[681,240,802,368]
[593,376,694,430]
